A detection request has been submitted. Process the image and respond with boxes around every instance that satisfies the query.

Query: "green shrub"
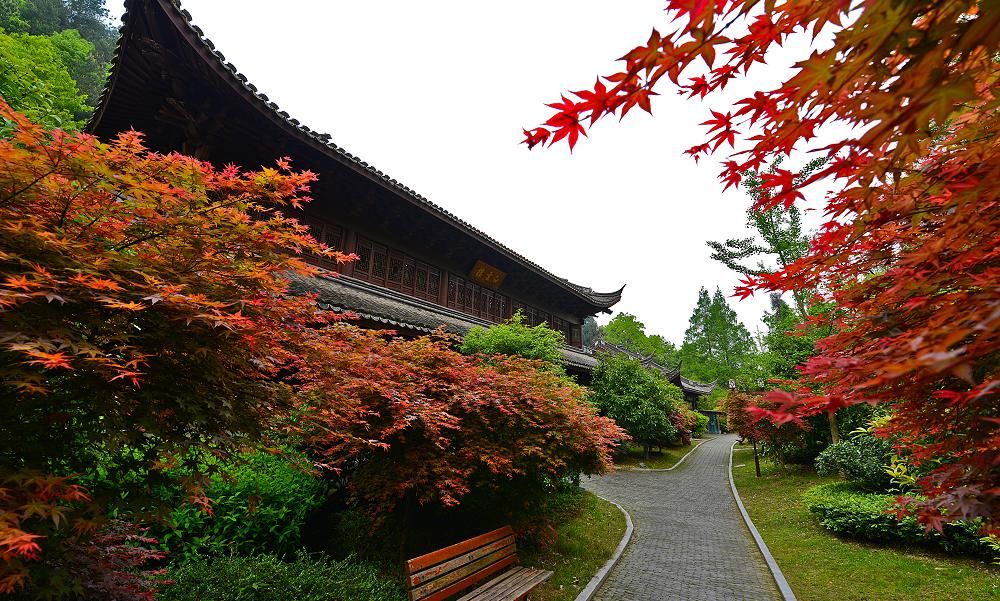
[460,311,565,368]
[815,435,894,492]
[158,451,325,560]
[692,412,710,438]
[803,482,995,559]
[590,354,683,453]
[158,552,404,601]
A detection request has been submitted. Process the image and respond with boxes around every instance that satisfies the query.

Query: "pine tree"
[679,287,755,384]
[706,156,824,317]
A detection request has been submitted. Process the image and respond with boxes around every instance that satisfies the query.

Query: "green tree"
[709,157,845,442]
[2,0,115,105]
[590,354,683,458]
[0,28,89,128]
[460,310,565,369]
[679,287,756,384]
[707,156,825,317]
[601,312,678,366]
[0,0,29,32]
[582,315,600,347]
[47,27,103,106]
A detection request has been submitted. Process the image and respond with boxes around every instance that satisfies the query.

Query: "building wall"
[296,210,585,347]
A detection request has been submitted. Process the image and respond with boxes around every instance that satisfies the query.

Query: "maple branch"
[0,163,61,208]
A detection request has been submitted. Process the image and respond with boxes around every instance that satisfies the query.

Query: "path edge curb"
[617,436,710,472]
[573,494,634,601]
[728,441,797,601]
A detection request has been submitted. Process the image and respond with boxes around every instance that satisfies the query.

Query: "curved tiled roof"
[678,375,716,395]
[284,271,598,371]
[88,0,624,312]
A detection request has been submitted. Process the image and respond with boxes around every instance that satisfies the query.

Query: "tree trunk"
[829,410,841,444]
[752,439,761,478]
[398,493,413,564]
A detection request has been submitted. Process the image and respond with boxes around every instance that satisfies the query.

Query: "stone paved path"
[582,434,780,601]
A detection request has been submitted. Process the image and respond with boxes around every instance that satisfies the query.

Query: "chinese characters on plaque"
[469,260,506,289]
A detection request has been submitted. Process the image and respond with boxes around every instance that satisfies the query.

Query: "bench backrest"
[405,525,518,601]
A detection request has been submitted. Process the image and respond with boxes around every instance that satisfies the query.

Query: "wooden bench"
[405,525,552,601]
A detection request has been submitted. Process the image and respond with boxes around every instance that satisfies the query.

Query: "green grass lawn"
[614,441,698,469]
[731,447,1000,600]
[521,490,626,601]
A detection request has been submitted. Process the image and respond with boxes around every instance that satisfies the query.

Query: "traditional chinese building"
[87,0,623,378]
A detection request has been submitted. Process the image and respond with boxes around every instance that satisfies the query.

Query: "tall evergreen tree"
[706,156,824,316]
[707,157,842,441]
[679,287,755,384]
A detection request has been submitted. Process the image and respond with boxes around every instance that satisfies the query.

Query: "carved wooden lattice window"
[416,267,426,291]
[354,237,373,275]
[371,246,388,282]
[412,262,440,302]
[481,289,494,321]
[447,273,514,322]
[323,224,343,251]
[388,252,404,285]
[427,269,440,300]
[299,215,344,271]
[550,316,574,345]
[402,256,415,288]
[354,236,389,286]
[454,276,466,309]
[511,301,526,320]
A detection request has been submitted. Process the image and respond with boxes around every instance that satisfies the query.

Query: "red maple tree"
[295,328,625,525]
[526,1,999,531]
[0,99,350,593]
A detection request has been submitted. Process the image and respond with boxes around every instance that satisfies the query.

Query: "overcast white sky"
[105,0,832,344]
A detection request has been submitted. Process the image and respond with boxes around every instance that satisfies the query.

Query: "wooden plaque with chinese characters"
[469,260,506,289]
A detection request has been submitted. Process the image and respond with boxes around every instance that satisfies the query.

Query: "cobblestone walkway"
[582,434,779,601]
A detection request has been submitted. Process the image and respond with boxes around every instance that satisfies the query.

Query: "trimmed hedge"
[803,482,994,559]
[158,552,404,601]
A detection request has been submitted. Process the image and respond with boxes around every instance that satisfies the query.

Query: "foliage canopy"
[679,287,756,384]
[0,28,89,128]
[0,102,626,595]
[601,312,678,367]
[460,310,565,368]
[590,354,683,455]
[526,0,1000,532]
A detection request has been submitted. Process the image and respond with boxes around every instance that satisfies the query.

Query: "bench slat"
[493,569,552,601]
[407,526,514,573]
[456,568,534,601]
[411,544,516,600]
[409,536,516,587]
[452,568,528,601]
[456,567,552,601]
[416,554,518,601]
